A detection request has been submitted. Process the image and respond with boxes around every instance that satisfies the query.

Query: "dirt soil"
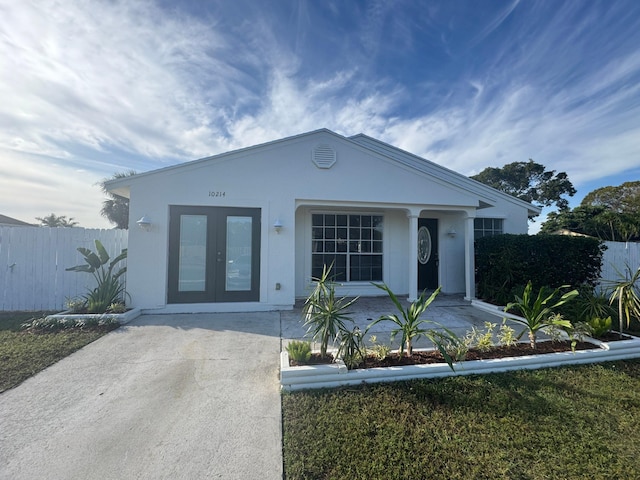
[290,340,602,368]
[597,332,633,342]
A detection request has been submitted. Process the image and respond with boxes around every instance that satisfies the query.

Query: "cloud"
[0,148,111,227]
[470,0,521,46]
[0,0,244,161]
[1,0,639,229]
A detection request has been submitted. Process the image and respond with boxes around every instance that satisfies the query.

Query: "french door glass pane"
[226,216,252,291]
[178,215,207,292]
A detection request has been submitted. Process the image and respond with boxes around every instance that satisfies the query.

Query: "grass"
[283,360,640,479]
[0,311,118,393]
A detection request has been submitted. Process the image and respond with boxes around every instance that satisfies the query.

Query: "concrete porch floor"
[280,294,506,351]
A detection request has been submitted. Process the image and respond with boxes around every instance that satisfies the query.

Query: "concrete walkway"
[282,294,501,349]
[0,313,283,480]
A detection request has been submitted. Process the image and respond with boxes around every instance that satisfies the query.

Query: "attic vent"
[312,144,337,169]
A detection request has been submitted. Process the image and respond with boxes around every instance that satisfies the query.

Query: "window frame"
[474,217,504,238]
[311,211,384,283]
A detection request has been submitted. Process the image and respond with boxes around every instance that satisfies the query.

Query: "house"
[106,129,540,313]
[0,214,34,227]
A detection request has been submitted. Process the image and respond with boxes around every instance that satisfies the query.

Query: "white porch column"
[407,213,419,301]
[464,214,476,300]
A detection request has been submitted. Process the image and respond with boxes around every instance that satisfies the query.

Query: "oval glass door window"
[418,226,431,265]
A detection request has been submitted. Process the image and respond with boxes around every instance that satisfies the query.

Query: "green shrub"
[337,327,366,369]
[588,316,612,338]
[65,298,87,313]
[107,302,127,314]
[368,335,391,360]
[497,322,517,347]
[557,286,616,323]
[472,322,496,352]
[475,234,604,304]
[66,240,128,314]
[442,336,469,362]
[22,316,119,332]
[286,340,312,363]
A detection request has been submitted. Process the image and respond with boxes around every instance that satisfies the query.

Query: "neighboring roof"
[551,229,594,238]
[0,214,34,226]
[106,128,541,216]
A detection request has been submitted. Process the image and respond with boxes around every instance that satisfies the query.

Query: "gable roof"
[106,128,338,197]
[106,128,541,216]
[349,133,541,216]
[0,214,34,226]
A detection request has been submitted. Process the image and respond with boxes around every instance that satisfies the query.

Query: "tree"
[98,171,136,229]
[582,181,640,213]
[540,181,640,242]
[36,213,78,227]
[471,159,576,215]
[581,181,640,241]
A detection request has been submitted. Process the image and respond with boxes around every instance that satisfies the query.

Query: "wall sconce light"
[136,215,152,231]
[447,227,457,238]
[273,219,283,234]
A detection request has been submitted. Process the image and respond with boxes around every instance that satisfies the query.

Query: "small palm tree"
[36,213,78,227]
[98,171,136,229]
[605,264,640,337]
[504,281,578,349]
[303,264,357,358]
[368,283,459,369]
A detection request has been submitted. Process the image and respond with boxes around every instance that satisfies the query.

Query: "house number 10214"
[209,191,226,197]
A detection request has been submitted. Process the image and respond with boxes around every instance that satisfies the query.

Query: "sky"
[1,0,639,231]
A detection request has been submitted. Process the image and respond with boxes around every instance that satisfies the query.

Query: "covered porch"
[294,202,477,303]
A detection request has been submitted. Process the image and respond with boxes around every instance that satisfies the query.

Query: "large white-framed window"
[474,218,504,238]
[311,213,383,282]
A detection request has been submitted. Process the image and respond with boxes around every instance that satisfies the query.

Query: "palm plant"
[337,326,366,369]
[98,170,136,229]
[36,213,78,227]
[66,240,128,313]
[303,264,358,358]
[605,264,640,337]
[575,287,616,323]
[369,283,459,369]
[504,281,578,349]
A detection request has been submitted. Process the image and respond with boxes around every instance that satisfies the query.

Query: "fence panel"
[0,227,128,311]
[599,241,640,288]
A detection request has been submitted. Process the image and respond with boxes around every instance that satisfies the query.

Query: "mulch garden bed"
[290,340,605,368]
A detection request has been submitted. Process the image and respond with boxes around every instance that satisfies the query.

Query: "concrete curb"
[281,336,640,391]
[45,308,142,325]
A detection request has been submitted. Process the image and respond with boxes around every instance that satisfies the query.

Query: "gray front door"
[168,206,261,303]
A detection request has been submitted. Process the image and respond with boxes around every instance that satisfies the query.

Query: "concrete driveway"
[0,313,283,480]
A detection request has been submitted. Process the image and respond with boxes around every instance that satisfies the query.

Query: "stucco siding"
[111,129,535,312]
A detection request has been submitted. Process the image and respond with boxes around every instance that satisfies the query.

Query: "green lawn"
[283,361,640,479]
[0,311,118,392]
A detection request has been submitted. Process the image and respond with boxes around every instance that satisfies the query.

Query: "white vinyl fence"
[0,226,128,311]
[599,240,640,290]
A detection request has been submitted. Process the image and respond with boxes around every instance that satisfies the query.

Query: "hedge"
[475,234,605,304]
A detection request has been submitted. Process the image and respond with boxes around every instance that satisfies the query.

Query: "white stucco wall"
[117,130,534,312]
